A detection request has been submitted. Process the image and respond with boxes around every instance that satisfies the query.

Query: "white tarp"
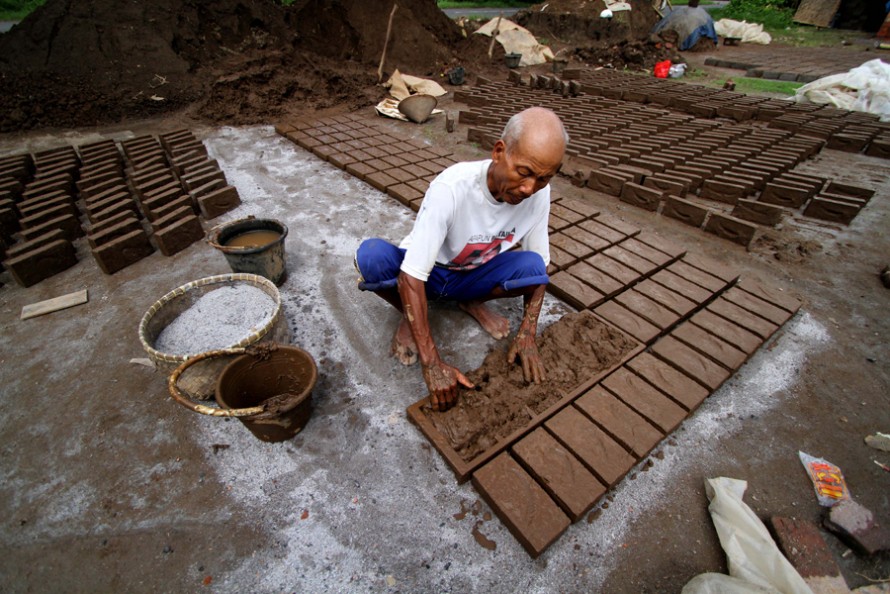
[793,59,890,122]
[715,18,771,44]
[682,478,813,594]
[473,18,555,67]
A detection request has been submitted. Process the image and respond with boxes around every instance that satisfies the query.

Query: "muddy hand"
[423,360,474,412]
[507,332,546,385]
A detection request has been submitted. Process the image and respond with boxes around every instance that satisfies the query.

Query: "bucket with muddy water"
[208,217,289,286]
[169,344,317,442]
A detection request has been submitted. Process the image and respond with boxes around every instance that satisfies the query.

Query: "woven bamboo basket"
[139,274,290,401]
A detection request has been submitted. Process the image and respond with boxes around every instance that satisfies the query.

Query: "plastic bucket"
[215,345,317,442]
[447,66,465,85]
[505,53,522,68]
[208,217,288,286]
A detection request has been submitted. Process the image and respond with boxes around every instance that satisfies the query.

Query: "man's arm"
[507,283,547,384]
[397,271,474,411]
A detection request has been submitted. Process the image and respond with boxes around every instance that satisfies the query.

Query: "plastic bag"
[669,63,688,78]
[798,451,850,507]
[654,60,672,79]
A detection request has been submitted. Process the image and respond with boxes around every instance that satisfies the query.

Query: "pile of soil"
[514,0,661,46]
[426,311,639,463]
[0,0,475,132]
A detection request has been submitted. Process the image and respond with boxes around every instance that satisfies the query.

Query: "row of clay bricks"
[0,130,239,287]
[473,258,802,557]
[703,47,884,81]
[704,57,823,83]
[274,114,456,212]
[572,68,890,157]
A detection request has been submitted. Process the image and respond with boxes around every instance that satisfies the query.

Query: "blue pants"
[355,238,548,302]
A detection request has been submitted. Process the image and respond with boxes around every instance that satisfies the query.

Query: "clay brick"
[704,213,757,247]
[575,385,663,458]
[76,170,125,193]
[150,205,194,233]
[547,271,604,310]
[587,253,639,285]
[602,245,659,276]
[472,452,570,558]
[732,198,784,227]
[18,195,78,220]
[634,278,697,316]
[88,216,143,248]
[626,352,708,411]
[511,428,605,522]
[760,183,811,208]
[651,335,730,391]
[0,178,24,200]
[803,197,859,225]
[22,180,71,202]
[770,517,843,580]
[662,196,707,228]
[722,286,792,326]
[144,186,188,212]
[550,203,585,225]
[545,406,635,486]
[197,186,241,219]
[92,229,154,274]
[566,261,624,298]
[188,179,226,201]
[593,301,660,344]
[85,193,136,218]
[387,183,423,207]
[614,289,678,330]
[601,367,687,433]
[620,182,662,211]
[578,219,625,244]
[682,253,739,284]
[5,229,67,259]
[563,226,610,252]
[700,179,746,204]
[550,233,592,260]
[620,237,674,267]
[19,204,77,230]
[588,169,631,196]
[707,298,778,340]
[88,210,140,236]
[736,278,800,314]
[149,195,193,222]
[558,197,599,218]
[688,309,763,355]
[83,183,130,205]
[4,239,77,287]
[154,215,204,256]
[671,321,748,370]
[89,199,141,225]
[183,169,226,193]
[824,499,890,556]
[649,269,712,303]
[643,175,686,196]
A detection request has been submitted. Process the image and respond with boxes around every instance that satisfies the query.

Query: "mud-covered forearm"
[397,272,440,367]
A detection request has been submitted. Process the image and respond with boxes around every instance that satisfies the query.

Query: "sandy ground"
[0,99,888,592]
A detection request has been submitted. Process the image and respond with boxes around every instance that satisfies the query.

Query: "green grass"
[669,0,715,5]
[685,67,803,97]
[0,0,44,20]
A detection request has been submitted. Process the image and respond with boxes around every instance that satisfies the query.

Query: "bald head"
[501,107,569,159]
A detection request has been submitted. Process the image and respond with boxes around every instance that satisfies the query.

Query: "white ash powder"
[155,285,276,356]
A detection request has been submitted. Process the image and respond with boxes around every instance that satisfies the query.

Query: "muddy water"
[225,229,281,248]
[427,311,639,462]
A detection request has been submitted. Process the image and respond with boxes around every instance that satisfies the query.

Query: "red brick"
[587,253,640,285]
[91,229,154,274]
[688,309,763,355]
[651,335,731,390]
[545,406,635,486]
[601,367,687,433]
[575,385,663,458]
[626,352,708,411]
[472,452,570,558]
[602,246,659,276]
[4,239,77,288]
[197,186,241,219]
[614,289,678,330]
[620,182,662,211]
[824,499,890,556]
[578,219,625,244]
[682,253,739,284]
[511,428,605,522]
[634,279,697,315]
[803,197,860,225]
[760,182,811,208]
[620,237,674,267]
[708,298,779,340]
[770,517,842,579]
[700,179,746,204]
[154,215,204,256]
[731,198,785,227]
[704,213,757,247]
[588,169,632,196]
[594,301,660,344]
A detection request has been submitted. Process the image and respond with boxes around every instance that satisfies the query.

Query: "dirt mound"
[514,0,661,46]
[0,0,466,131]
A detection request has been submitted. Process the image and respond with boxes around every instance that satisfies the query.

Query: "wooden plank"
[793,0,841,27]
[20,289,88,320]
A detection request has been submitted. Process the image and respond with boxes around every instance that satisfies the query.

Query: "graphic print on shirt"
[445,228,515,270]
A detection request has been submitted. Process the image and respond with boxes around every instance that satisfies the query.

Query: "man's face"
[488,139,562,205]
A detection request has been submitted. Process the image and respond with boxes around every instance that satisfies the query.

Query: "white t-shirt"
[399,159,551,282]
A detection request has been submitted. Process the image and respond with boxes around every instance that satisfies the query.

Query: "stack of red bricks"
[0,130,240,288]
[274,114,456,212]
[457,79,878,246]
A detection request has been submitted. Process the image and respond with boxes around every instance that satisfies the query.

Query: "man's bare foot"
[391,317,418,366]
[459,301,510,339]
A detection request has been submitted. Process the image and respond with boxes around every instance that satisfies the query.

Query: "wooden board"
[793,0,841,28]
[21,289,88,320]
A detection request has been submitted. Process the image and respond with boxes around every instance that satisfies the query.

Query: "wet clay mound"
[0,0,464,131]
[514,0,661,46]
[426,311,639,463]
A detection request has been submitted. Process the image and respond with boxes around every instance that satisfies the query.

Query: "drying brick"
[197,186,241,219]
[626,352,708,411]
[662,196,707,228]
[4,239,77,288]
[92,228,154,274]
[600,367,687,433]
[545,406,635,486]
[87,217,143,249]
[704,213,757,247]
[574,385,663,458]
[671,322,748,371]
[154,215,204,256]
[593,301,660,344]
[651,335,730,391]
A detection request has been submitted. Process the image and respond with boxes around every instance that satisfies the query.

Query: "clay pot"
[398,94,437,124]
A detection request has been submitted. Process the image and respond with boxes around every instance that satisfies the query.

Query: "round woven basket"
[138,273,282,371]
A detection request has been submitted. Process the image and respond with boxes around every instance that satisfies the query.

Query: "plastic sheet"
[715,19,772,44]
[793,59,890,122]
[652,7,718,51]
[474,18,555,66]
